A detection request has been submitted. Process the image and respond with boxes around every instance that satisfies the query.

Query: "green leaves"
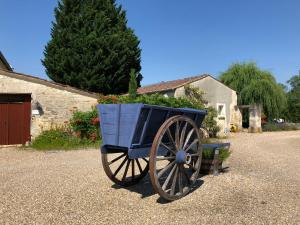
[220,63,287,120]
[42,0,142,94]
[128,68,137,100]
[287,75,300,122]
[202,148,231,161]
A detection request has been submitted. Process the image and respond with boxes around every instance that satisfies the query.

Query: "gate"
[0,94,31,145]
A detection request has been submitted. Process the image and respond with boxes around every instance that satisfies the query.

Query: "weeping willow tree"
[220,63,287,120]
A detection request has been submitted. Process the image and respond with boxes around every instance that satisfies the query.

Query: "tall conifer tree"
[42,0,142,94]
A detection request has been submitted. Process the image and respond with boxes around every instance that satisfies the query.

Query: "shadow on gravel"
[156,179,204,204]
[111,174,205,204]
[111,174,155,198]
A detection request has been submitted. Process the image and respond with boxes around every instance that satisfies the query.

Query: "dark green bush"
[31,128,100,150]
[69,107,100,140]
[202,148,231,161]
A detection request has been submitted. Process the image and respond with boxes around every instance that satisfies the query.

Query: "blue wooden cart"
[97,103,229,201]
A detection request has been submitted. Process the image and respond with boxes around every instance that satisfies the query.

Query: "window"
[217,103,226,116]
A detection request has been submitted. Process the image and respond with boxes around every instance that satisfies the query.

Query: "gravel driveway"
[1,131,299,225]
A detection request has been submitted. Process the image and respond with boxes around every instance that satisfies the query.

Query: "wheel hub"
[175,150,191,164]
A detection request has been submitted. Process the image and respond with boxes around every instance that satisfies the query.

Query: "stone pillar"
[248,104,262,133]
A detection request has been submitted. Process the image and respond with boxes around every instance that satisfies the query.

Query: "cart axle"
[175,150,191,164]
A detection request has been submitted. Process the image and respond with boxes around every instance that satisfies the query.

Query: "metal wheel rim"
[149,115,202,201]
[101,151,149,187]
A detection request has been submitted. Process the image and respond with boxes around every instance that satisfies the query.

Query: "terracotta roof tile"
[137,74,209,94]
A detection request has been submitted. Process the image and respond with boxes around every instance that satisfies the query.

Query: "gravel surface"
[1,131,299,225]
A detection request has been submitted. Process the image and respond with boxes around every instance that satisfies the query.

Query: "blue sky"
[0,0,299,85]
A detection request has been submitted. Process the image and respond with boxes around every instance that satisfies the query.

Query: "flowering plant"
[98,95,120,104]
[69,107,101,141]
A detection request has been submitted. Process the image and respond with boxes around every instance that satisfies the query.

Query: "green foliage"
[128,68,138,100]
[69,107,100,140]
[202,107,220,137]
[262,122,299,132]
[286,75,300,122]
[98,93,204,109]
[31,128,100,150]
[202,148,231,161]
[184,85,206,109]
[220,63,287,120]
[125,94,203,109]
[288,75,300,90]
[42,0,142,94]
[98,90,220,135]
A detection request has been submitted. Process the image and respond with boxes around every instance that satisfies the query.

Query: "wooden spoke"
[122,160,131,181]
[132,160,135,180]
[170,166,179,196]
[113,156,128,177]
[142,158,149,163]
[166,128,177,150]
[160,142,176,155]
[108,153,126,165]
[178,168,183,194]
[162,164,177,191]
[183,128,195,149]
[102,149,149,187]
[150,115,203,201]
[156,156,176,161]
[135,159,143,173]
[179,122,188,149]
[157,161,176,179]
[184,139,198,152]
[175,121,180,149]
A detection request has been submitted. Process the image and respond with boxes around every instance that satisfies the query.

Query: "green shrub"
[98,92,205,110]
[31,128,100,150]
[121,94,202,109]
[69,107,100,140]
[262,122,299,132]
[202,107,220,137]
[202,148,231,161]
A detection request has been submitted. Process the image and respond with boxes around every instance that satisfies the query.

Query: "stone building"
[0,69,98,145]
[138,74,242,135]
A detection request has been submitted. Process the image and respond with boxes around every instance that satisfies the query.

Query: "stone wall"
[248,104,262,133]
[0,73,98,138]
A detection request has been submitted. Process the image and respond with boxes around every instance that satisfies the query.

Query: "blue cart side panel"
[97,104,143,148]
[97,103,208,157]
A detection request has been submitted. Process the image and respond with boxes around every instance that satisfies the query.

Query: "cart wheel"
[149,115,202,201]
[101,151,149,187]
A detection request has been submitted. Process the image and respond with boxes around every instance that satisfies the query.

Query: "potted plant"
[200,148,231,174]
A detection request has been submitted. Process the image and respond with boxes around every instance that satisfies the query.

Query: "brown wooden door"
[0,103,9,144]
[8,103,25,145]
[0,94,31,145]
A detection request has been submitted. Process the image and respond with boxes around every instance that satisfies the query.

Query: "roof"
[0,69,98,98]
[0,51,13,71]
[137,74,209,94]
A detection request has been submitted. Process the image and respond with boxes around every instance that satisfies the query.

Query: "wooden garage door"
[0,94,31,145]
